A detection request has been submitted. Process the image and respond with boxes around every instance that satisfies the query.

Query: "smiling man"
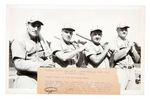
[51,26,87,68]
[85,28,110,68]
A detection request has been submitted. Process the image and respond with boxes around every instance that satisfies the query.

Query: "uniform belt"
[122,65,134,69]
[68,59,76,65]
[17,70,37,79]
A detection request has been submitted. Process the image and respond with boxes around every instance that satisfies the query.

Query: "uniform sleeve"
[11,40,26,60]
[51,39,62,55]
[85,42,96,57]
[14,58,46,72]
[11,39,45,72]
[109,39,119,53]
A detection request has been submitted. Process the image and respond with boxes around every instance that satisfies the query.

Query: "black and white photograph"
[6,5,144,94]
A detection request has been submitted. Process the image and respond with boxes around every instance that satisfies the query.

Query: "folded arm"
[89,49,109,65]
[54,47,85,61]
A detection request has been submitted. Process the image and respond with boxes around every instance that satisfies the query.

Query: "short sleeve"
[51,39,62,54]
[11,40,26,60]
[85,42,96,57]
[109,39,119,53]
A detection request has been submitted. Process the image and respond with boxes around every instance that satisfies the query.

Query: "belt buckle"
[123,66,127,69]
[123,65,133,69]
[68,59,75,65]
[128,66,132,69]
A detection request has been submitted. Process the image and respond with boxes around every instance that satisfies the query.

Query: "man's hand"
[41,59,55,67]
[78,44,89,52]
[32,57,44,62]
[127,41,135,53]
[103,42,110,51]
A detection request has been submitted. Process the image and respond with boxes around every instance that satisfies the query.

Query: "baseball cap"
[90,26,102,35]
[91,29,102,33]
[117,24,130,29]
[62,24,75,32]
[27,16,44,25]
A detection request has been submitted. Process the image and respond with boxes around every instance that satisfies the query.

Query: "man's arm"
[113,44,131,61]
[54,46,85,61]
[14,59,42,72]
[11,40,53,72]
[14,58,53,72]
[130,45,140,63]
[113,42,140,63]
[88,48,109,65]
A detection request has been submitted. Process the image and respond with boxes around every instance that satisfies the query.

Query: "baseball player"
[11,16,54,88]
[84,28,110,68]
[51,26,87,68]
[109,24,140,90]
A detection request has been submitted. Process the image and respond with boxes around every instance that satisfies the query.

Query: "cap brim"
[118,26,130,29]
[124,26,130,28]
[29,21,43,25]
[91,29,102,33]
[62,28,75,31]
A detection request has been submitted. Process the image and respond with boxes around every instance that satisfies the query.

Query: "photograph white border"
[0,0,150,100]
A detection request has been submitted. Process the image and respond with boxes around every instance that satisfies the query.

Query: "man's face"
[117,28,128,40]
[61,30,73,42]
[91,32,102,45]
[27,22,42,37]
